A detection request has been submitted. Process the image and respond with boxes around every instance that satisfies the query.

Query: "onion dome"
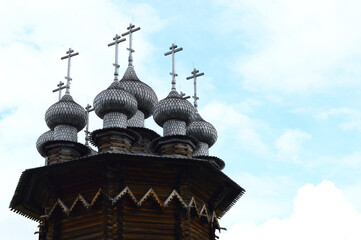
[36,130,54,157]
[93,81,137,129]
[94,81,137,119]
[119,66,158,119]
[153,90,195,127]
[45,94,87,131]
[187,113,217,147]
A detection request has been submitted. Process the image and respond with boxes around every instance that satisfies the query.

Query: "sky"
[1,0,361,239]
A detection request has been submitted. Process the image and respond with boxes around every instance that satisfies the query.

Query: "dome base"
[128,110,145,128]
[151,135,197,158]
[91,128,141,153]
[128,127,160,153]
[42,140,91,165]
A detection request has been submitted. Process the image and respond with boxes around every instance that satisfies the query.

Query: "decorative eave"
[10,151,245,221]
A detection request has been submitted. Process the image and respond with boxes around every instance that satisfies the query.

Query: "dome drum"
[128,110,145,127]
[193,142,209,157]
[163,119,186,136]
[103,112,127,128]
[54,125,78,142]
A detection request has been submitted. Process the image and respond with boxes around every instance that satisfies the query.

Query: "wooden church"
[10,24,244,240]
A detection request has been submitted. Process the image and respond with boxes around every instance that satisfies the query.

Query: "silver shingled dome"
[153,90,195,127]
[45,95,87,131]
[93,81,137,119]
[187,113,217,147]
[36,130,54,157]
[119,66,158,118]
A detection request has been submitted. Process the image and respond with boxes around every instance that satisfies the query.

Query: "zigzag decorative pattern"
[47,186,220,228]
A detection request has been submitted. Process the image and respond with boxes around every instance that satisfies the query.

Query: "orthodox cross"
[52,81,66,100]
[85,104,95,146]
[122,23,140,67]
[186,68,204,112]
[180,91,190,100]
[108,34,126,81]
[164,43,183,91]
[61,48,79,95]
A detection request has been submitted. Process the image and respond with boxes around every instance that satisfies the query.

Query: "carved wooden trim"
[46,187,220,225]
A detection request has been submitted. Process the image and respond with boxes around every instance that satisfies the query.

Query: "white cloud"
[340,121,361,131]
[316,107,359,120]
[221,173,298,226]
[213,0,361,94]
[275,129,311,162]
[316,107,361,132]
[202,101,270,155]
[342,181,361,213]
[306,152,361,173]
[220,180,361,240]
[237,97,262,114]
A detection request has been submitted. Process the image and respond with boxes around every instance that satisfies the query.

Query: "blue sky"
[1,0,361,239]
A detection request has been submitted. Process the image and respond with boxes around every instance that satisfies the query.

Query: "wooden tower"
[10,27,244,240]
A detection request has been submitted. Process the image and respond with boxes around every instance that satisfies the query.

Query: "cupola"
[185,68,218,156]
[151,44,197,157]
[36,49,89,164]
[187,112,217,156]
[118,23,158,127]
[90,32,140,153]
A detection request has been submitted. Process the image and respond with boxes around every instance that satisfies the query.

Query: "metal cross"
[85,104,95,146]
[61,48,79,95]
[122,23,140,67]
[52,81,66,100]
[186,68,204,112]
[164,44,183,91]
[108,34,126,81]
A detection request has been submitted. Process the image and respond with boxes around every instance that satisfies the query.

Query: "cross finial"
[186,68,204,112]
[61,48,79,95]
[180,91,191,100]
[85,104,95,146]
[108,34,126,81]
[122,23,140,67]
[52,81,66,100]
[164,43,183,91]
